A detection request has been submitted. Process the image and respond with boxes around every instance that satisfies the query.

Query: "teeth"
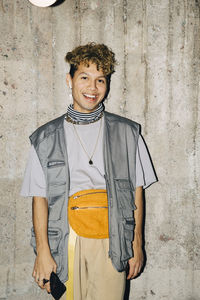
[84,94,96,99]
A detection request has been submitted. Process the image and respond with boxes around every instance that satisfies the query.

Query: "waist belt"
[68,189,109,239]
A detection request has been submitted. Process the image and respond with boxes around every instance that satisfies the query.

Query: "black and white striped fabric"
[67,103,104,124]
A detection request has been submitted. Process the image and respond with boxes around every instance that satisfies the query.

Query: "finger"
[43,275,51,293]
[131,264,140,279]
[32,260,37,277]
[32,266,37,278]
[35,275,39,283]
[35,275,44,289]
[44,281,51,293]
[38,279,45,289]
[127,263,135,280]
[127,267,134,279]
[32,270,36,278]
[53,263,57,273]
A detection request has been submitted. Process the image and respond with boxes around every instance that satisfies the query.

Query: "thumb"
[52,262,57,273]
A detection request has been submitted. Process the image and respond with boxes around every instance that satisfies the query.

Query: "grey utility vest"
[30,111,140,283]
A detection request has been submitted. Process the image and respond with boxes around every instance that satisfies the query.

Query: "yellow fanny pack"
[68,189,109,239]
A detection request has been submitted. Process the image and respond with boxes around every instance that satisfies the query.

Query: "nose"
[89,79,97,91]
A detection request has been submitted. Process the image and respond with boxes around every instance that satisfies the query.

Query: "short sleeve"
[20,145,47,197]
[136,135,157,189]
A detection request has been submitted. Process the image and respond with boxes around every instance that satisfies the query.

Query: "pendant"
[89,159,93,165]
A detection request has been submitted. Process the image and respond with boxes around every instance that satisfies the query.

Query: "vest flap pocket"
[48,194,65,221]
[124,219,135,240]
[47,160,65,168]
[47,228,62,274]
[30,227,62,253]
[47,160,66,186]
[30,227,62,274]
[48,183,66,197]
[48,228,62,253]
[120,220,134,261]
[115,179,133,190]
[114,179,136,217]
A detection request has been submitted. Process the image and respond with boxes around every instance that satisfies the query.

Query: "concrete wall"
[0,0,199,299]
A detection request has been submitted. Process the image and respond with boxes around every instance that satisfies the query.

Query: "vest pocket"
[48,228,62,274]
[120,219,135,261]
[47,161,66,186]
[114,179,135,261]
[30,227,62,273]
[114,178,136,218]
[48,184,66,221]
[48,195,65,221]
[48,182,66,197]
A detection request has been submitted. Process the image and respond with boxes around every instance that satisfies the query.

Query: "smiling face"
[67,62,107,113]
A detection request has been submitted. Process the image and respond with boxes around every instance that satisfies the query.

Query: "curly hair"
[65,42,117,78]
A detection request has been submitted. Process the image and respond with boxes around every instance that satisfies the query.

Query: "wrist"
[133,232,143,248]
[36,243,51,254]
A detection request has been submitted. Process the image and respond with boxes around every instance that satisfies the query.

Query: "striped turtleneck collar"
[66,103,104,125]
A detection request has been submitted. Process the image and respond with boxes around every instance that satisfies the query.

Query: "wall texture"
[0,0,199,299]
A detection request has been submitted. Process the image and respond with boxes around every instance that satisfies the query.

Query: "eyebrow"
[79,72,106,78]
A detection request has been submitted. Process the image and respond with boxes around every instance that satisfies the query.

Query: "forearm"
[32,197,57,291]
[32,196,50,253]
[133,186,143,248]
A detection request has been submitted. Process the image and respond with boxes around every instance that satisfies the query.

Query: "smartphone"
[50,272,66,300]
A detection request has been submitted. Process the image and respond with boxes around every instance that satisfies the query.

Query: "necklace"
[72,117,103,165]
[65,112,103,125]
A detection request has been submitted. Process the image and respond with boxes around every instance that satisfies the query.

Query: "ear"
[66,73,72,89]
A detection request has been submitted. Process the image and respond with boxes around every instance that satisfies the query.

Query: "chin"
[83,102,99,110]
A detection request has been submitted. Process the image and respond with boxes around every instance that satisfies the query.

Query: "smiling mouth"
[83,93,98,101]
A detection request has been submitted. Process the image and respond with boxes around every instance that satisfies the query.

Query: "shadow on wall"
[51,0,66,7]
[124,190,147,300]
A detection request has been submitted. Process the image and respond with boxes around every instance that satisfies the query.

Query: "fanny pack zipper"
[73,191,107,199]
[71,206,108,210]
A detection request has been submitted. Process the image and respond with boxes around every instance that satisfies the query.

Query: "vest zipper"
[73,191,107,199]
[71,206,108,210]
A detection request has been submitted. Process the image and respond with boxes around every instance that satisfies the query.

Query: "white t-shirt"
[21,117,157,197]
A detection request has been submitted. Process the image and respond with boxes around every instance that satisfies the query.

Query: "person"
[21,42,157,300]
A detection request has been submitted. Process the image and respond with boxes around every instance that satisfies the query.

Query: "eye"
[81,76,88,80]
[98,79,105,84]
